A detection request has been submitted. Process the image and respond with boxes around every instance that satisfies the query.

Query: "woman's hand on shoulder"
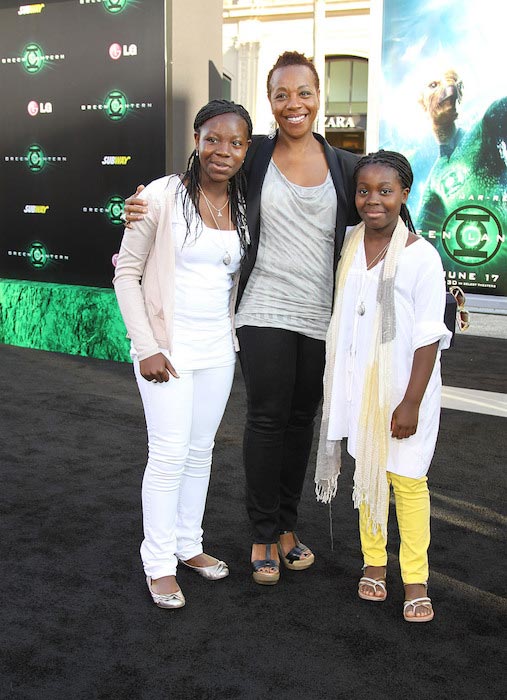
[124,184,148,228]
[140,352,179,382]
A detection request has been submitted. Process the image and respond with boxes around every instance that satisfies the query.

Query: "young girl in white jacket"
[114,100,252,609]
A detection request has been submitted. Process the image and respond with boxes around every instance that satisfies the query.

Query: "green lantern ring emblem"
[29,241,48,268]
[103,0,129,14]
[104,90,129,121]
[105,196,125,225]
[26,144,46,172]
[22,43,45,74]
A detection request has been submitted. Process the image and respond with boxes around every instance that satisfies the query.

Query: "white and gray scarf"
[315,217,409,536]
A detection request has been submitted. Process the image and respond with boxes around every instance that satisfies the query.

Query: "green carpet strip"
[0,279,130,361]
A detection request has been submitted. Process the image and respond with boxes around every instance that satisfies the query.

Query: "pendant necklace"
[356,240,390,316]
[198,185,229,218]
[199,185,233,265]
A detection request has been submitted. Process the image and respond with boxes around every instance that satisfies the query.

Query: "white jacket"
[113,175,241,360]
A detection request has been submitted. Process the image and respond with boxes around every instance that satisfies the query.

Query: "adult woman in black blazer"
[236,52,359,584]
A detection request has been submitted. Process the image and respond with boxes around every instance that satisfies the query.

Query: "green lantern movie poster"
[379,0,507,297]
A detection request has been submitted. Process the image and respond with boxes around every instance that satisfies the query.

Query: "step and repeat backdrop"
[0,0,165,358]
[1,0,165,287]
[379,0,507,299]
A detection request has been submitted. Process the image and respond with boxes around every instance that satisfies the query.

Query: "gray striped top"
[236,159,337,340]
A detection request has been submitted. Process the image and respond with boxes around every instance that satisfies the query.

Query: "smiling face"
[268,64,320,139]
[194,112,251,188]
[355,164,409,236]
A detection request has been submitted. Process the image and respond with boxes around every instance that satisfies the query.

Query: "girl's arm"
[114,179,177,379]
[390,341,438,439]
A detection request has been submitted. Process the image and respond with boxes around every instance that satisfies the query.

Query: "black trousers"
[237,326,326,543]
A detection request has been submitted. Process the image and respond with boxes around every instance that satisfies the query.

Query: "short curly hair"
[266,51,320,95]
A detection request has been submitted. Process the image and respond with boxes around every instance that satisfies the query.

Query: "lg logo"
[109,43,137,60]
[27,101,52,116]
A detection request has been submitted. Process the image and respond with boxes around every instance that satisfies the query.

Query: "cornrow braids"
[179,99,252,255]
[354,150,416,232]
[266,51,320,95]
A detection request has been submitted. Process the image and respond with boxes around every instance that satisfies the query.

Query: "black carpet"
[0,335,506,700]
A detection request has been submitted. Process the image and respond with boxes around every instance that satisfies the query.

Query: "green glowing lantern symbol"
[103,0,129,14]
[26,144,45,172]
[29,241,48,268]
[22,43,45,74]
[442,205,502,266]
[104,90,129,121]
[105,196,125,225]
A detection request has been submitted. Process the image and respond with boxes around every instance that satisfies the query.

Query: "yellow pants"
[359,472,430,584]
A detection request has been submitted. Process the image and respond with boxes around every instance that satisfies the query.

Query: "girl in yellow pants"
[315,151,452,622]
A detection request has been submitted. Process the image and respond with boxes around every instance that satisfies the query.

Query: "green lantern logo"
[26,144,46,172]
[105,196,125,225]
[22,43,45,74]
[28,241,48,268]
[442,205,503,266]
[104,90,129,121]
[103,0,129,13]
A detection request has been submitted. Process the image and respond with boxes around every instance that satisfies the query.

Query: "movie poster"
[379,0,507,296]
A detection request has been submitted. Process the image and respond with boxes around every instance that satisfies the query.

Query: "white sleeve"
[411,243,453,353]
[112,179,166,360]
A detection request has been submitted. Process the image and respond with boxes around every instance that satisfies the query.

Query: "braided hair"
[180,99,252,254]
[353,150,416,232]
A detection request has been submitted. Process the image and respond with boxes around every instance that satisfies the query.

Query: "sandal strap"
[280,532,310,563]
[252,544,278,572]
[359,576,387,593]
[403,596,432,611]
[285,543,310,563]
[252,558,278,572]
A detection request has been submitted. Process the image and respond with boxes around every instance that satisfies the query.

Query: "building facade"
[223,0,371,153]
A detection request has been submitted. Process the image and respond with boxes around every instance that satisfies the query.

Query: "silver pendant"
[223,252,231,266]
[217,210,223,217]
[357,302,365,316]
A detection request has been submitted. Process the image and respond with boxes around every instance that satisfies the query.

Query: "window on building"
[325,56,368,114]
[325,56,368,154]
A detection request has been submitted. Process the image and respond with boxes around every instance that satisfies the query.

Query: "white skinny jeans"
[133,353,235,579]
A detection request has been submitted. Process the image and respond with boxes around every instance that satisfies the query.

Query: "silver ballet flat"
[146,577,185,609]
[180,557,229,580]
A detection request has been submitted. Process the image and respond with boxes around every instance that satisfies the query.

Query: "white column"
[313,0,326,135]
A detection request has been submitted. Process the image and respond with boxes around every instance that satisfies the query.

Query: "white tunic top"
[327,237,452,478]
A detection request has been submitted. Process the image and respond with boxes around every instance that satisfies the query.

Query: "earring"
[195,150,199,157]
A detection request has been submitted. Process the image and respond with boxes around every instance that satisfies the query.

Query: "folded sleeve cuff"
[413,320,452,353]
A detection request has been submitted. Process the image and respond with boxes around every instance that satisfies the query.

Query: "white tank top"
[170,189,241,370]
